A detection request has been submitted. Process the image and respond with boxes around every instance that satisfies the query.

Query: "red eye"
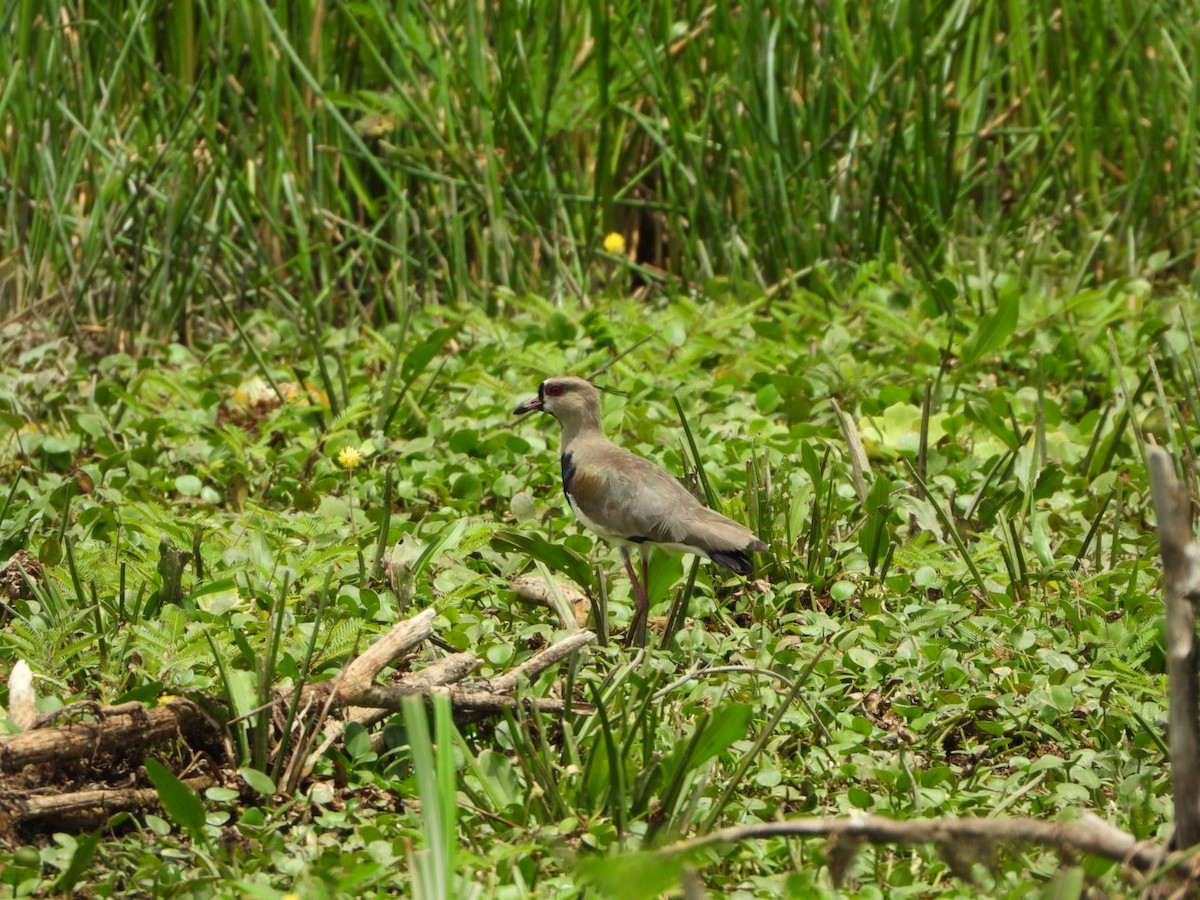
[544,382,566,398]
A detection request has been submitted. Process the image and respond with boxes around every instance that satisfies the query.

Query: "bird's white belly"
[567,493,706,559]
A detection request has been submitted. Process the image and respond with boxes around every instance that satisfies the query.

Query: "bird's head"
[513,375,602,425]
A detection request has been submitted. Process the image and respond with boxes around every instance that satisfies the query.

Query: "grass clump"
[1,1,1197,338]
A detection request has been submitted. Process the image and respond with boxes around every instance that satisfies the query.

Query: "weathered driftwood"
[0,700,219,775]
[1148,445,1200,850]
[663,813,1172,879]
[3,776,217,829]
[510,574,589,631]
[332,607,438,704]
[0,608,595,830]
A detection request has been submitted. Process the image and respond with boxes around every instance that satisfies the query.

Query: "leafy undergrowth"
[0,273,1191,897]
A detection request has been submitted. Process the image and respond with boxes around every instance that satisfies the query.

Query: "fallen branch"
[334,607,437,703]
[663,813,1173,879]
[1148,445,1200,849]
[487,629,596,694]
[3,776,217,828]
[510,574,588,631]
[0,608,595,836]
[0,700,219,775]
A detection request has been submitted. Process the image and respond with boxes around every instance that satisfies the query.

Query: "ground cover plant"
[2,0,1199,897]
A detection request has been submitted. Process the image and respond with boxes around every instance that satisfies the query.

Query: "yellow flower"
[337,446,363,470]
[602,231,626,255]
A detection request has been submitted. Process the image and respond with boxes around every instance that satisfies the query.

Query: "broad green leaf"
[961,290,1020,365]
[174,474,203,496]
[144,758,207,839]
[401,326,457,384]
[344,722,373,761]
[225,669,259,720]
[193,578,242,616]
[858,404,950,457]
[578,850,685,900]
[687,703,752,770]
[113,681,164,705]
[52,829,101,893]
[491,530,594,591]
[964,398,1021,451]
[238,766,276,796]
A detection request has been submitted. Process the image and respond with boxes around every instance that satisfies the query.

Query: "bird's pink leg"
[639,547,650,600]
[621,547,650,648]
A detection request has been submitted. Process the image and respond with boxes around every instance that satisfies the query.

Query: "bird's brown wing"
[566,441,761,561]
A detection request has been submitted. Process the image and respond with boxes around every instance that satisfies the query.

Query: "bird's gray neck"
[559,413,604,451]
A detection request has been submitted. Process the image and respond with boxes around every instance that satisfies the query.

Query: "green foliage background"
[2,0,1197,333]
[1,0,1198,897]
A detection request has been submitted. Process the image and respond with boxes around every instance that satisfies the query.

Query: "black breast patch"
[560,452,576,498]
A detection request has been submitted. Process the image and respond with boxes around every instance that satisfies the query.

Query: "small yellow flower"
[283,894,301,900]
[337,446,363,470]
[602,231,626,255]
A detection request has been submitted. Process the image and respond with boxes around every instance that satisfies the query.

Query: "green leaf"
[1049,684,1076,712]
[755,383,782,414]
[687,703,752,770]
[225,669,259,720]
[964,398,1021,451]
[578,850,685,900]
[490,530,594,591]
[344,722,374,761]
[52,829,102,893]
[846,647,878,671]
[238,766,276,796]
[113,681,164,705]
[193,578,242,616]
[402,325,457,384]
[961,290,1020,365]
[144,758,207,839]
[848,786,874,808]
[174,474,203,496]
[831,580,856,602]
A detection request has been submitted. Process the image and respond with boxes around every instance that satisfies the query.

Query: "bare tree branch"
[0,700,218,774]
[334,607,437,703]
[1149,446,1200,849]
[3,776,217,826]
[487,630,596,694]
[663,813,1173,878]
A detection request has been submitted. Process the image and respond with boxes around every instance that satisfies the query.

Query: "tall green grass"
[0,0,1196,337]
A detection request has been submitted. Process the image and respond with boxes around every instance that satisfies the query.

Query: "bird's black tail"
[708,548,753,575]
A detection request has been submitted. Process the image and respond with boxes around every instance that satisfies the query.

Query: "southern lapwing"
[514,375,767,647]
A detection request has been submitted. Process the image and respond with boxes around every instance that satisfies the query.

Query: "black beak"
[513,397,544,414]
[514,382,547,415]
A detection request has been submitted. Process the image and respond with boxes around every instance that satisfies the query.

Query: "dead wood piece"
[488,630,596,694]
[4,776,217,826]
[1149,446,1200,849]
[347,652,481,725]
[351,653,483,711]
[334,607,436,702]
[510,575,588,630]
[832,398,870,504]
[664,813,1168,878]
[0,700,216,775]
[439,688,588,716]
[0,609,593,832]
[8,661,36,731]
